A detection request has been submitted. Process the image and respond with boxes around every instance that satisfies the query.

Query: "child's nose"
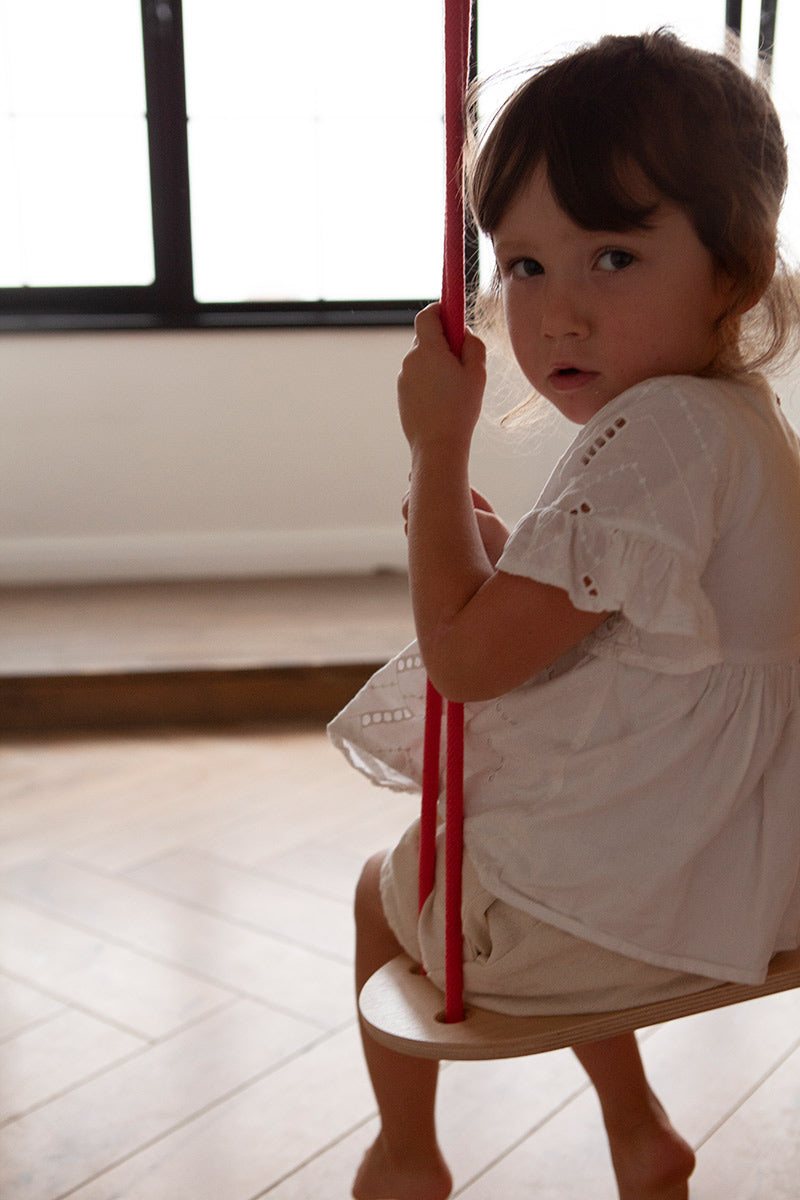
[540,283,590,339]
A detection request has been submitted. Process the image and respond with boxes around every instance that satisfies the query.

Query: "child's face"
[492,166,733,424]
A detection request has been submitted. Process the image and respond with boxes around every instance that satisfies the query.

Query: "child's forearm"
[398,301,513,695]
[406,443,495,685]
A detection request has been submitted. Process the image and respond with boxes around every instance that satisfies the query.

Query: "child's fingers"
[471,488,495,513]
[398,304,486,451]
[413,305,486,370]
[412,302,445,346]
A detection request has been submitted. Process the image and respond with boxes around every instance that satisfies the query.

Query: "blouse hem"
[326,727,420,795]
[480,883,770,986]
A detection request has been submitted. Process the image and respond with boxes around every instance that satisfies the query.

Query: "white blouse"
[329,374,800,984]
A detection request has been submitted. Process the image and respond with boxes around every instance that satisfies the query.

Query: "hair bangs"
[542,123,660,234]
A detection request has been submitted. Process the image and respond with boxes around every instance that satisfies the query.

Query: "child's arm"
[400,304,610,703]
[403,486,510,566]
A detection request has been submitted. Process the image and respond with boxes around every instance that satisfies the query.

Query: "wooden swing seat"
[359,947,800,1060]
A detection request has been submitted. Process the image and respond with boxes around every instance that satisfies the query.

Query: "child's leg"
[573,1035,695,1200]
[353,851,453,1200]
[354,852,692,1200]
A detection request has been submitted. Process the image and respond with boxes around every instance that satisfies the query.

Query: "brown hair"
[467,30,800,380]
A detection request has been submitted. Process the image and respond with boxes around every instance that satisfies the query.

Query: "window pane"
[187,120,320,302]
[318,118,443,300]
[184,0,444,303]
[0,0,153,288]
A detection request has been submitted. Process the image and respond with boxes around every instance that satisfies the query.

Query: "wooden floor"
[2,722,800,1200]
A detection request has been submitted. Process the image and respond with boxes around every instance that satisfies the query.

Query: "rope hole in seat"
[435,1006,471,1024]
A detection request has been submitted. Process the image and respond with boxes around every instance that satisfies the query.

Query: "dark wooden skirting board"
[0,662,379,733]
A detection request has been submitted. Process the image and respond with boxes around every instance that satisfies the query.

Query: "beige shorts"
[380,819,717,1016]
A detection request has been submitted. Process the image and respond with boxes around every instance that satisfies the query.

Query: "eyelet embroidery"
[397,654,423,672]
[582,574,599,598]
[359,653,423,727]
[362,707,413,727]
[581,416,627,466]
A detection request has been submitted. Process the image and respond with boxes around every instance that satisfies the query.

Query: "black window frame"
[0,1,776,333]
[0,0,478,334]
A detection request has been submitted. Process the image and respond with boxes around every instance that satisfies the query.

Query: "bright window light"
[0,0,153,288]
[183,0,445,303]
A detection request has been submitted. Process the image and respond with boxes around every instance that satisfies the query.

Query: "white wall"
[0,327,576,585]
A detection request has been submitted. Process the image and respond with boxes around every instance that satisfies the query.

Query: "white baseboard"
[0,527,408,585]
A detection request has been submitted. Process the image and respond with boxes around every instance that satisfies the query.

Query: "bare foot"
[605,1088,695,1200]
[353,1132,453,1200]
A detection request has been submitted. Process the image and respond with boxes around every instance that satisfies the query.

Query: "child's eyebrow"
[492,238,534,256]
[491,233,547,256]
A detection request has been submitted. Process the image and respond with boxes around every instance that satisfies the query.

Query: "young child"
[328,30,800,1200]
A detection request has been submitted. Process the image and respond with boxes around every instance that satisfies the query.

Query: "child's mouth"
[549,367,599,391]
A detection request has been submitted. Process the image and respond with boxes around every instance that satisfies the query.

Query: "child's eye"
[508,257,543,279]
[596,249,635,272]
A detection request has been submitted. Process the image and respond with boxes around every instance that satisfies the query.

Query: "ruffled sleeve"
[497,376,739,672]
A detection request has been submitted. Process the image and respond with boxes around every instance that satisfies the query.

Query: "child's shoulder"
[555,373,777,494]
[585,372,776,451]
[609,372,772,422]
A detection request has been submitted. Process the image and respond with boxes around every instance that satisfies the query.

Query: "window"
[183,2,445,307]
[0,0,448,330]
[0,0,791,331]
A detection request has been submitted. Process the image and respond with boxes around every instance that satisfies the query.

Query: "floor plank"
[0,1000,320,1200]
[0,896,232,1039]
[125,850,354,960]
[0,1009,144,1124]
[0,857,353,1028]
[0,973,64,1042]
[62,1026,375,1200]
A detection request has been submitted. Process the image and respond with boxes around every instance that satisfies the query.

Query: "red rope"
[440,0,471,358]
[418,0,472,1025]
[418,679,441,917]
[444,696,465,1021]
